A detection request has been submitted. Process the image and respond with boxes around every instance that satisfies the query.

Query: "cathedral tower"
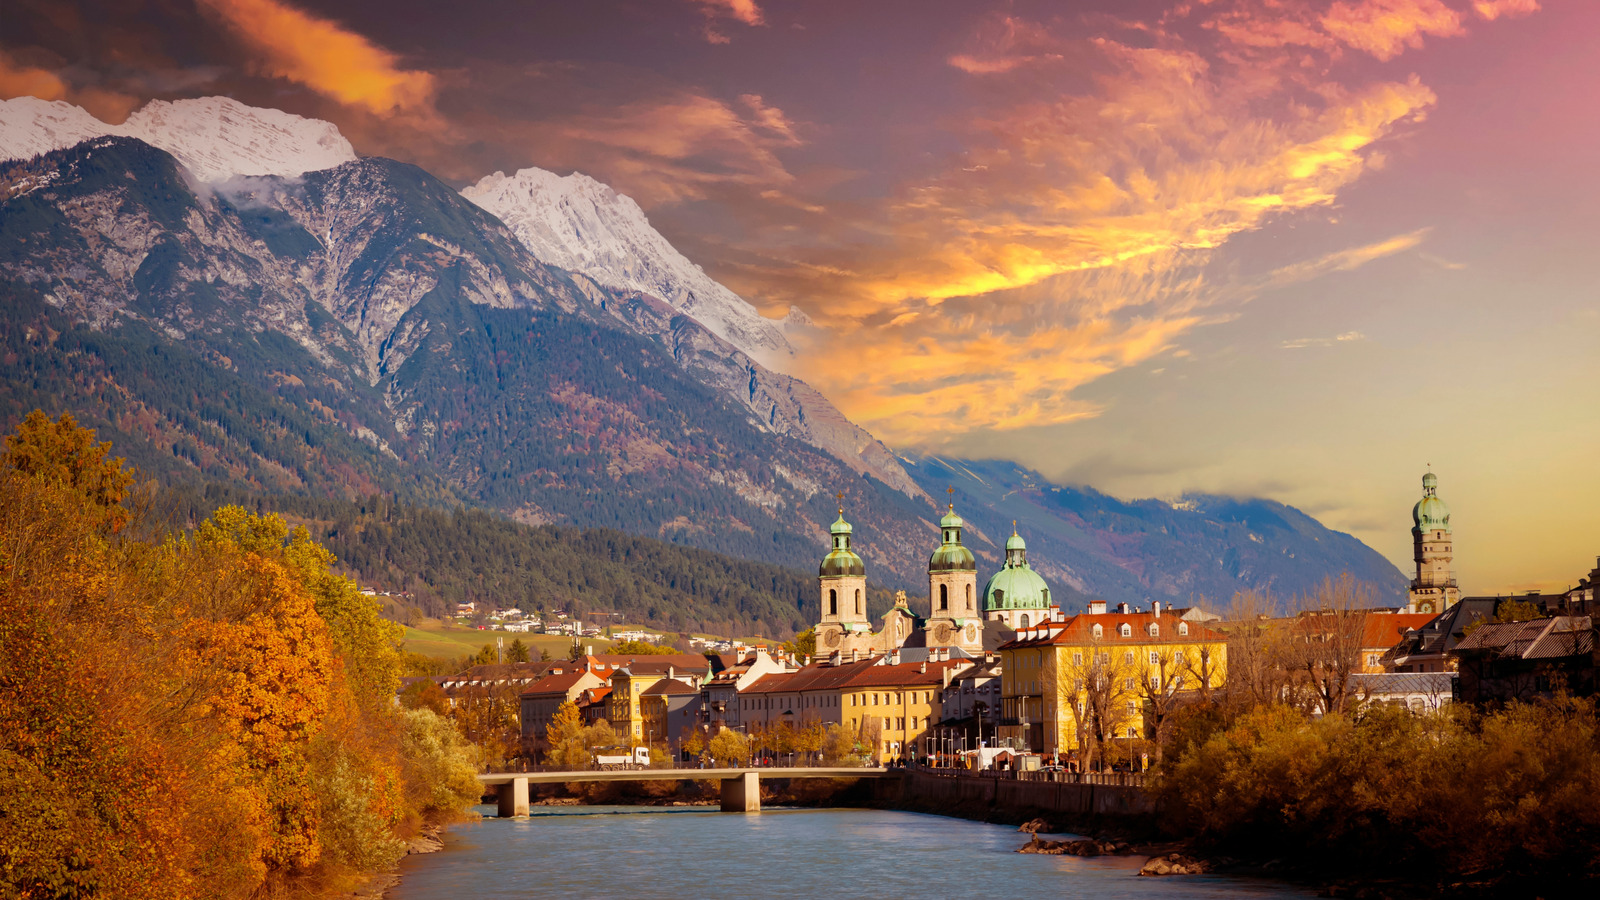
[1407,471,1460,615]
[816,507,874,655]
[925,503,983,653]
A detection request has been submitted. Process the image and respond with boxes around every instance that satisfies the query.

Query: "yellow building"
[998,603,1227,758]
[609,668,663,743]
[838,657,968,762]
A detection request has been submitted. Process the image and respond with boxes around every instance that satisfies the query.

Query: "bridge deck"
[478,767,890,785]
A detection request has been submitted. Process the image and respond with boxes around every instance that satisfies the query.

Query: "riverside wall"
[872,771,1154,821]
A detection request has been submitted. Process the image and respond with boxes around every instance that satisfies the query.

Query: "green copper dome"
[820,510,864,577]
[928,504,976,572]
[984,528,1051,611]
[1411,472,1451,534]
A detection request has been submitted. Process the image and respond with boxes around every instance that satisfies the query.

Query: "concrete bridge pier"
[497,776,529,817]
[720,771,760,813]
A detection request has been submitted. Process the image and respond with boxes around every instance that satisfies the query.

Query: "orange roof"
[999,612,1225,649]
[743,657,881,694]
[520,668,600,697]
[1360,613,1436,650]
[841,658,969,689]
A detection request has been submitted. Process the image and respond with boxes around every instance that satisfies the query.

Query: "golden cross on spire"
[947,485,955,511]
[1012,519,1018,535]
[835,491,844,513]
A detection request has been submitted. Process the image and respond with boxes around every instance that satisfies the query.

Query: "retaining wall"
[875,771,1153,818]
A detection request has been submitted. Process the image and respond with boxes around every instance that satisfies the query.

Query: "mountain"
[464,167,805,370]
[0,95,356,182]
[902,454,1409,611]
[0,99,1409,614]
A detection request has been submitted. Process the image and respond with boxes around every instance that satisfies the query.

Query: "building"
[1358,613,1437,673]
[1453,616,1598,704]
[1407,471,1461,615]
[982,528,1054,630]
[518,667,606,740]
[940,655,1002,723]
[925,506,985,654]
[737,655,882,731]
[838,656,969,762]
[997,605,1227,757]
[640,679,704,747]
[702,649,790,731]
[1346,672,1454,712]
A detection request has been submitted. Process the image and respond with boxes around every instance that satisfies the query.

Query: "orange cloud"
[1472,0,1539,20]
[196,0,435,116]
[0,51,67,101]
[1319,0,1463,60]
[692,0,765,43]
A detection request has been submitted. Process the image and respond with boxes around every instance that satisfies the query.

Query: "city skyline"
[4,0,1595,592]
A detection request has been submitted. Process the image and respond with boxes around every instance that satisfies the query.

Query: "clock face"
[965,624,977,643]
[825,628,842,648]
[934,623,952,643]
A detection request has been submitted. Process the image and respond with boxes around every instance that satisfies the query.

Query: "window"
[897,717,906,730]
[873,693,879,705]
[1073,652,1083,665]
[828,589,837,616]
[1175,651,1185,665]
[1119,623,1132,637]
[1124,651,1135,665]
[1092,624,1103,639]
[939,583,948,611]
[966,584,974,610]
[1149,651,1159,665]
[883,717,891,730]
[1148,623,1159,637]
[1178,622,1189,635]
[1124,678,1136,690]
[1128,726,1138,738]
[855,589,863,615]
[1127,700,1137,715]
[1367,654,1380,667]
[1020,614,1030,628]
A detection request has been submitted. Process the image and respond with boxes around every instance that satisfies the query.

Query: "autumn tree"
[1,410,134,531]
[708,728,750,766]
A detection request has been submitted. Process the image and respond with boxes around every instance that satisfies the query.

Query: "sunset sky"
[3,0,1597,593]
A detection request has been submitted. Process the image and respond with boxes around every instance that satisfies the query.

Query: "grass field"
[400,624,610,661]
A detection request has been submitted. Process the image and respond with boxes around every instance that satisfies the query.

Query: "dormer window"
[1119,623,1132,638]
[1178,622,1189,636]
[1148,623,1159,637]
[1091,624,1103,639]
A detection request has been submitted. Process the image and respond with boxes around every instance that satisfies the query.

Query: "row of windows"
[1071,650,1190,666]
[1090,622,1190,639]
[741,691,939,711]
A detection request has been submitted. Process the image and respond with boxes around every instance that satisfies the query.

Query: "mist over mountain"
[0,95,1406,610]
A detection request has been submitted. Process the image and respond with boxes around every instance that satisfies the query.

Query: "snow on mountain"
[0,95,355,182]
[463,167,804,370]
[0,97,110,162]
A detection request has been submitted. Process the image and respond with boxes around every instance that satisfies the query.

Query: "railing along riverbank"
[883,766,1153,818]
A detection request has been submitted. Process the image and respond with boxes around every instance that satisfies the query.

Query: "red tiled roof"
[841,658,968,689]
[520,669,599,697]
[1359,613,1435,650]
[999,612,1224,649]
[588,653,711,675]
[641,678,700,696]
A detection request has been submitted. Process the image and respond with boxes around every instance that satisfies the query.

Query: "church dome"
[927,503,977,572]
[983,564,1051,611]
[1411,472,1451,534]
[819,511,865,577]
[984,527,1051,611]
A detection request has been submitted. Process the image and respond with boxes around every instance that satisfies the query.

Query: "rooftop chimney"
[1153,601,1162,618]
[830,650,842,666]
[919,661,927,674]
[1089,600,1107,615]
[889,649,901,666]
[1117,602,1130,614]
[668,666,675,681]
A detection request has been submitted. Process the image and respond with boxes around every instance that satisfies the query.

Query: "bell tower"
[925,498,983,654]
[817,501,873,656]
[1407,470,1460,615]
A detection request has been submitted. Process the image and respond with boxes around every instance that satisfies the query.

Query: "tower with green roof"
[816,504,874,655]
[1407,471,1460,614]
[982,524,1053,630]
[926,502,984,653]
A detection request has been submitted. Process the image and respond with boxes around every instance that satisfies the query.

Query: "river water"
[389,805,1314,899]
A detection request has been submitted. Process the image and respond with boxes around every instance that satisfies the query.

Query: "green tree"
[611,639,676,655]
[786,627,816,659]
[506,638,530,663]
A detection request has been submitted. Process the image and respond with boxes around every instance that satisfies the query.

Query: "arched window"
[966,584,973,610]
[939,583,948,611]
[855,589,863,615]
[1020,614,1030,628]
[1092,624,1103,639]
[829,589,837,616]
[1119,623,1132,638]
[1178,622,1189,636]
[1149,623,1159,637]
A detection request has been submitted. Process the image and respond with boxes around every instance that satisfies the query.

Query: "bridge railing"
[910,765,1145,788]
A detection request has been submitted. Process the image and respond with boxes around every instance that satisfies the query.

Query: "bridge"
[478,767,895,815]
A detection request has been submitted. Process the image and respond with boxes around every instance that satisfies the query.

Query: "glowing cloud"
[1319,0,1463,60]
[692,0,765,43]
[0,51,67,101]
[1473,0,1540,20]
[196,0,435,116]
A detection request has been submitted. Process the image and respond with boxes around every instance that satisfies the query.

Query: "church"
[813,502,1054,657]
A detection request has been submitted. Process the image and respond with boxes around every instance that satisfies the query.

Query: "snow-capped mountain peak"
[463,166,802,369]
[0,95,356,182]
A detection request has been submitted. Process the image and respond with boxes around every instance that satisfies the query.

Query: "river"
[389,805,1314,899]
